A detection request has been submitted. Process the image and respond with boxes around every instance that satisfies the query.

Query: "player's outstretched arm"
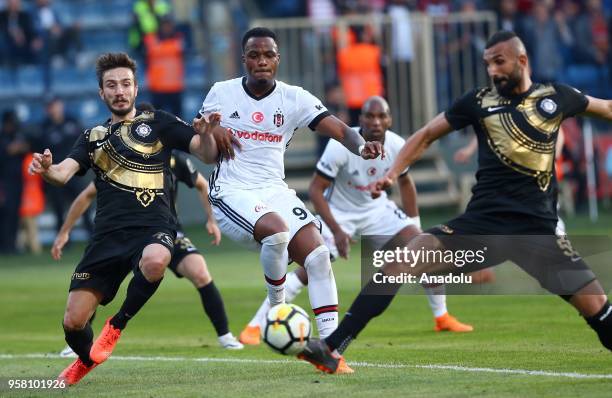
[397,174,420,226]
[373,113,453,197]
[384,113,453,186]
[51,182,97,260]
[309,173,353,259]
[583,96,612,121]
[194,173,221,245]
[314,115,383,159]
[28,148,80,186]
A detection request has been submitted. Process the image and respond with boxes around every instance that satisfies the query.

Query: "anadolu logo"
[252,112,264,123]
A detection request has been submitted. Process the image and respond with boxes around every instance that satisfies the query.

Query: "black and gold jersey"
[68,110,195,235]
[445,83,588,230]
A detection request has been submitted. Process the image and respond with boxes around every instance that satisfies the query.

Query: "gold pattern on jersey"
[118,112,163,157]
[479,87,557,191]
[89,126,108,142]
[87,114,165,207]
[516,86,563,136]
[483,113,554,191]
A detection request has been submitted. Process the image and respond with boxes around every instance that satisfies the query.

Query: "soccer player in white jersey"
[193,27,382,372]
[239,96,473,344]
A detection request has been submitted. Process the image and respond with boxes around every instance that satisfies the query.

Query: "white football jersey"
[316,129,408,213]
[199,77,329,190]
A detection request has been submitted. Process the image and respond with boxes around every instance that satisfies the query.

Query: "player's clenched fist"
[371,174,395,199]
[29,148,53,175]
[360,141,385,160]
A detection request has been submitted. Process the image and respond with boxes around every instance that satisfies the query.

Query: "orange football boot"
[238,325,261,345]
[57,358,98,386]
[90,317,121,364]
[336,356,355,374]
[434,312,474,332]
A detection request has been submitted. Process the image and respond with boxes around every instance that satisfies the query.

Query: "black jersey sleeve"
[553,83,589,118]
[171,150,198,188]
[444,88,479,131]
[156,110,194,153]
[67,131,90,176]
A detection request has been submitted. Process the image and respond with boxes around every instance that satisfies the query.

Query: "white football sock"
[260,232,290,306]
[423,284,447,318]
[304,245,338,339]
[248,270,306,327]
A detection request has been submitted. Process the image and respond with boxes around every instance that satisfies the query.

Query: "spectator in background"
[18,153,44,254]
[31,0,81,63]
[337,29,384,126]
[0,110,29,254]
[519,1,568,83]
[388,0,415,68]
[31,0,82,89]
[144,15,185,117]
[0,0,38,68]
[254,0,306,18]
[573,0,609,67]
[497,0,521,32]
[39,97,93,236]
[568,0,610,98]
[128,0,172,57]
[418,0,451,16]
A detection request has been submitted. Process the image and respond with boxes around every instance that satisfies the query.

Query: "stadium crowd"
[1,0,611,255]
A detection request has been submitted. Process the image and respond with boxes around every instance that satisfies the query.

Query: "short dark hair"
[485,30,518,49]
[241,27,277,52]
[95,52,137,88]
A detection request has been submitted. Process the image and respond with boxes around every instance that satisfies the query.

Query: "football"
[262,303,311,355]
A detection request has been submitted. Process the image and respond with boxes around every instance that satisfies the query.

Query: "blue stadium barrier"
[16,66,45,97]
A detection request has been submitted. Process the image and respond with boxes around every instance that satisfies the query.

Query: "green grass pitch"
[1,210,611,397]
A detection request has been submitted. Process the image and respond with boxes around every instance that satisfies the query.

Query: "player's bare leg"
[253,213,290,307]
[177,254,242,349]
[90,243,170,364]
[58,289,101,385]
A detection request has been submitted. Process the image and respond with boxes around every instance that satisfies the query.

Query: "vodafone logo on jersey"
[228,128,282,143]
[254,204,268,212]
[251,111,264,123]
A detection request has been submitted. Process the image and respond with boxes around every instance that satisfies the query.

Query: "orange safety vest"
[20,153,45,217]
[144,33,184,93]
[337,43,383,108]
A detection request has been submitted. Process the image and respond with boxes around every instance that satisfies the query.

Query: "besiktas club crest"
[273,109,284,127]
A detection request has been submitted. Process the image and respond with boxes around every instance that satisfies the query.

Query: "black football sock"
[585,301,612,351]
[325,278,400,354]
[111,267,162,330]
[64,323,94,367]
[198,281,229,336]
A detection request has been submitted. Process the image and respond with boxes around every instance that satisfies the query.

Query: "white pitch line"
[1,353,611,380]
